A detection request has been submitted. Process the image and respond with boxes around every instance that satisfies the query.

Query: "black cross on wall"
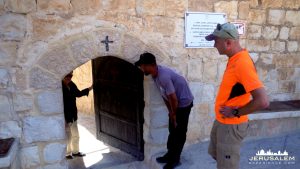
[101,36,114,52]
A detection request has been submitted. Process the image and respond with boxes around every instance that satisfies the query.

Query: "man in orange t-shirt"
[205,23,269,169]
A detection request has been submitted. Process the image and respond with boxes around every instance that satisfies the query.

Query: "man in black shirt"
[62,71,93,159]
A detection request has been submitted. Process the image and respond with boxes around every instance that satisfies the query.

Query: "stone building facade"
[0,0,300,168]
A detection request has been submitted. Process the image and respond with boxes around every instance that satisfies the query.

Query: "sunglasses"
[216,24,235,39]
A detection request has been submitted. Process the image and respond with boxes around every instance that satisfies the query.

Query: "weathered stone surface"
[238,1,250,20]
[20,146,40,169]
[0,121,21,138]
[277,68,295,81]
[247,40,270,52]
[187,59,203,82]
[37,0,71,14]
[279,27,290,40]
[283,0,300,9]
[268,9,285,25]
[0,69,9,89]
[262,26,279,39]
[144,16,176,36]
[247,25,262,39]
[43,163,68,169]
[273,54,300,67]
[278,81,296,93]
[0,0,4,14]
[0,14,26,41]
[203,60,217,82]
[94,29,123,57]
[0,95,13,122]
[149,106,168,128]
[31,15,65,40]
[145,127,168,145]
[43,143,66,164]
[287,41,298,52]
[0,41,18,66]
[214,1,238,20]
[248,9,266,25]
[38,47,76,76]
[37,91,63,115]
[250,0,259,8]
[5,0,36,13]
[102,0,136,15]
[188,0,213,12]
[290,27,300,40]
[202,84,215,102]
[286,11,300,26]
[13,93,33,112]
[271,41,285,52]
[69,36,97,65]
[189,82,215,104]
[136,0,165,16]
[262,0,283,8]
[165,0,187,17]
[121,35,146,62]
[71,0,101,15]
[249,53,259,63]
[23,115,65,143]
[29,67,60,89]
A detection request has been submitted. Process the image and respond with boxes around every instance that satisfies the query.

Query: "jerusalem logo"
[249,149,296,165]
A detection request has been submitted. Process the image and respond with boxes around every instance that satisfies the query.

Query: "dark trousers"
[166,102,193,162]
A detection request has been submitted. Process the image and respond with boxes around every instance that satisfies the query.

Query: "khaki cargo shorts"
[208,120,249,169]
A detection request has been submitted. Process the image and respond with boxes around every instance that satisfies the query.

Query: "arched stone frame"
[24,28,172,164]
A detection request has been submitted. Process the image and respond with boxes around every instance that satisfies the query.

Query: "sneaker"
[65,155,73,159]
[72,152,86,157]
[156,154,169,163]
[163,161,181,169]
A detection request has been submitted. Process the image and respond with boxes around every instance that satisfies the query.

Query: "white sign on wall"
[185,12,226,48]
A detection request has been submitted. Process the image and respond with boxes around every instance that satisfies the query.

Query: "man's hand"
[169,113,177,128]
[88,84,93,91]
[220,106,236,118]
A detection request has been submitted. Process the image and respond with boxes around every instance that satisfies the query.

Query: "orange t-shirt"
[215,49,264,124]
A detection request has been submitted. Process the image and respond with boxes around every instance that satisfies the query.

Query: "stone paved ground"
[72,113,300,169]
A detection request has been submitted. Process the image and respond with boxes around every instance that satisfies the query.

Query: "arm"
[220,87,269,117]
[73,84,90,97]
[166,93,179,116]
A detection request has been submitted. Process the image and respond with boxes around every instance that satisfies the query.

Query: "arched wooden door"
[92,56,144,160]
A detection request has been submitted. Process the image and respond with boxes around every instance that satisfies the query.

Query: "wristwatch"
[232,109,240,118]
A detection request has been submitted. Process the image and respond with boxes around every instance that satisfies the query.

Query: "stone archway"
[25,28,172,164]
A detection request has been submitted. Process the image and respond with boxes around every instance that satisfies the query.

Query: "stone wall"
[0,0,299,168]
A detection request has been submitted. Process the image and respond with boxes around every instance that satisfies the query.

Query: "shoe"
[163,161,180,169]
[65,155,73,159]
[72,152,86,157]
[156,154,169,163]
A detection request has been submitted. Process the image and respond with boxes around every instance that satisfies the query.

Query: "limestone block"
[0,0,4,14]
[43,143,66,164]
[290,27,300,40]
[147,128,168,145]
[37,0,71,14]
[0,121,21,138]
[203,60,217,82]
[247,40,270,52]
[13,93,33,112]
[189,82,203,104]
[23,115,65,143]
[262,0,283,8]
[214,1,238,20]
[102,0,136,15]
[238,1,250,20]
[29,67,60,89]
[268,9,285,25]
[188,0,213,12]
[136,0,165,16]
[38,47,76,76]
[278,81,296,93]
[188,59,203,82]
[283,0,300,9]
[20,146,40,169]
[5,0,36,13]
[250,0,259,8]
[0,41,18,66]
[273,54,300,67]
[279,27,290,40]
[165,0,187,17]
[271,41,285,52]
[121,35,146,62]
[0,13,26,41]
[144,16,176,36]
[202,84,215,102]
[262,26,279,39]
[94,29,123,57]
[149,106,168,128]
[0,69,9,89]
[0,95,13,122]
[217,61,227,82]
[43,163,68,169]
[249,53,259,63]
[31,15,64,40]
[148,80,164,105]
[287,41,298,52]
[248,10,266,25]
[71,0,101,15]
[277,68,295,81]
[260,53,274,65]
[264,81,278,94]
[286,11,300,26]
[37,90,63,115]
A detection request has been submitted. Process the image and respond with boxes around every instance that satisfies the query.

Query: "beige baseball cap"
[205,23,239,41]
